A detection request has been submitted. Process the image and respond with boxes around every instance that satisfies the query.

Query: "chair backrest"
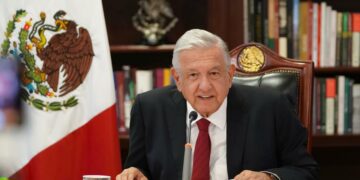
[229,43,313,152]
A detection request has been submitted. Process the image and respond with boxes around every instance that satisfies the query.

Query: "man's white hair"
[172,29,231,70]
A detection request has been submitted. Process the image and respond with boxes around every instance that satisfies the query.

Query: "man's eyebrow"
[185,69,199,73]
[209,65,224,71]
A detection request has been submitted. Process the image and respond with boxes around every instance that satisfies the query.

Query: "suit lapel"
[167,89,187,177]
[226,86,250,178]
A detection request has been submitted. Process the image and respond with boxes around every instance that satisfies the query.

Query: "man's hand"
[116,167,148,180]
[233,170,274,180]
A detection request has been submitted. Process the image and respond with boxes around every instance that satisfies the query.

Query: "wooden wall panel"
[103,0,208,45]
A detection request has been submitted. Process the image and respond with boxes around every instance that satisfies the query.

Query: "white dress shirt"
[186,98,228,180]
[186,98,281,180]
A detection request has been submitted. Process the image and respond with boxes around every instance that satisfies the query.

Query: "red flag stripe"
[10,104,121,180]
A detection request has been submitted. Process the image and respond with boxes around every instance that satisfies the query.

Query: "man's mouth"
[198,95,214,99]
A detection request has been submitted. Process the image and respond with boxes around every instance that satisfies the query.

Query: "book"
[315,78,327,134]
[319,2,327,67]
[312,78,318,134]
[243,0,249,43]
[311,3,319,66]
[299,1,309,60]
[286,0,294,58]
[336,12,343,67]
[135,70,154,94]
[344,77,353,134]
[114,71,127,134]
[314,78,323,134]
[292,0,300,58]
[255,0,264,43]
[329,10,337,67]
[267,0,275,49]
[262,0,269,47]
[123,65,135,129]
[306,0,313,61]
[320,78,327,134]
[352,32,360,67]
[341,12,350,66]
[352,84,360,134]
[154,68,164,88]
[352,13,360,67]
[325,78,336,135]
[278,0,288,57]
[248,0,256,42]
[323,5,332,67]
[316,3,322,67]
[347,13,353,67]
[163,68,172,86]
[337,76,345,135]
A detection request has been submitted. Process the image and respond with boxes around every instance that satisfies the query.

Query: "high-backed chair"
[229,43,314,152]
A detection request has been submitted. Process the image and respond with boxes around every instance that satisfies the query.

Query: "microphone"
[182,111,198,180]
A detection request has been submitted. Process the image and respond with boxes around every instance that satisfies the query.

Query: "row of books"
[244,0,360,67]
[312,76,360,135]
[113,66,174,133]
[113,68,360,136]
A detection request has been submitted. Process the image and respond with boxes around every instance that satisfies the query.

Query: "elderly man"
[117,29,318,180]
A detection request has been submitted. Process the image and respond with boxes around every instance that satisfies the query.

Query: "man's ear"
[171,67,182,91]
[228,64,236,78]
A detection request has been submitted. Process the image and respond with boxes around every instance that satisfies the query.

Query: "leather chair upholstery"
[229,43,314,152]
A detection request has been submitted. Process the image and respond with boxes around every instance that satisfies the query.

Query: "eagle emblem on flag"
[1,10,94,111]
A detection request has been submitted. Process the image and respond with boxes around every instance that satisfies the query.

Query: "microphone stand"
[182,111,197,180]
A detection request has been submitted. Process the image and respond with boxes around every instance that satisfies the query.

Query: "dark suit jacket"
[125,84,318,180]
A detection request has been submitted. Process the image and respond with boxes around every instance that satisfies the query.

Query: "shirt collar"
[186,97,227,130]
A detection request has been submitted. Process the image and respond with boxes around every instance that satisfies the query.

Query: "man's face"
[171,46,235,117]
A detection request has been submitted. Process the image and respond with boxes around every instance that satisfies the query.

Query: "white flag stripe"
[0,0,117,177]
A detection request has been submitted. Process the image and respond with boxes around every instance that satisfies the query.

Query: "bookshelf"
[315,67,360,76]
[110,45,173,70]
[110,45,175,53]
[103,0,360,179]
[313,134,360,147]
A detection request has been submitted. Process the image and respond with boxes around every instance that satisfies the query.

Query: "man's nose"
[198,75,212,91]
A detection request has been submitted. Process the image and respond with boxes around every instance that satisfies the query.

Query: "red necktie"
[192,118,211,180]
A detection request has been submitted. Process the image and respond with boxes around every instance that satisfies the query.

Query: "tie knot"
[197,118,210,131]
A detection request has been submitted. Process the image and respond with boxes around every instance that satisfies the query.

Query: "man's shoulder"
[134,85,184,110]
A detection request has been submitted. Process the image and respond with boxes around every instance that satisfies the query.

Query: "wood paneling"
[103,0,208,45]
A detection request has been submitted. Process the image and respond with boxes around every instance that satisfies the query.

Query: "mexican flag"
[0,0,121,179]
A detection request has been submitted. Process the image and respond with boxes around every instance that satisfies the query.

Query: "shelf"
[314,67,360,76]
[110,45,174,69]
[324,0,360,12]
[110,44,175,53]
[312,134,360,148]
